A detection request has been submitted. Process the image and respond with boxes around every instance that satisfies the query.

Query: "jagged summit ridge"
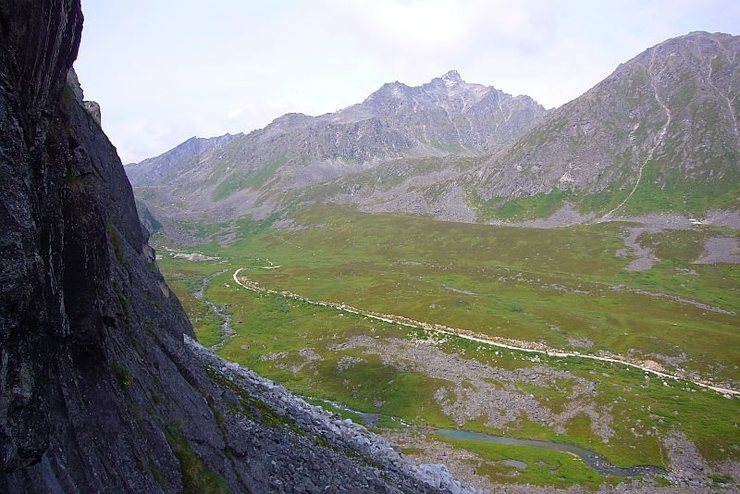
[125,71,546,226]
[441,69,463,84]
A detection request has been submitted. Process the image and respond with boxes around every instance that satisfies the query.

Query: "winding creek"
[435,429,666,477]
[300,398,665,477]
[194,271,235,351]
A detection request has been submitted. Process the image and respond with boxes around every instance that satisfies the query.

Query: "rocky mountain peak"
[441,69,463,86]
[363,81,412,104]
[474,31,739,215]
[126,69,546,220]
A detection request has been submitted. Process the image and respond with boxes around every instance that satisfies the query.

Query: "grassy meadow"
[156,206,739,489]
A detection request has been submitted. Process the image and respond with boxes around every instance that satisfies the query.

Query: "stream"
[302,396,665,478]
[436,429,666,477]
[194,271,235,351]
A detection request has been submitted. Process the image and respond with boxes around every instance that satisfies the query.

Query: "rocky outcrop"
[67,66,101,125]
[82,100,101,125]
[0,1,473,492]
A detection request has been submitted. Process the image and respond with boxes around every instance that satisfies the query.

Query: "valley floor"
[155,207,739,492]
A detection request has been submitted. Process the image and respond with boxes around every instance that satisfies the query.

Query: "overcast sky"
[75,0,739,164]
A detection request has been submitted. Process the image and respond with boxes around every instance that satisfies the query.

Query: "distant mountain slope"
[126,71,545,225]
[469,31,739,219]
[129,32,738,235]
[125,133,241,186]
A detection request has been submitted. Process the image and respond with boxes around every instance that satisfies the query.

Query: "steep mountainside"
[317,31,739,223]
[470,31,739,219]
[125,133,242,187]
[129,32,738,235]
[126,71,545,226]
[0,2,472,492]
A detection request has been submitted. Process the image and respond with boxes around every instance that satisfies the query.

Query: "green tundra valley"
[126,30,739,493]
[153,205,738,491]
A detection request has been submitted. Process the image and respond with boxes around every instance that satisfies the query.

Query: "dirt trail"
[602,52,672,220]
[232,269,738,397]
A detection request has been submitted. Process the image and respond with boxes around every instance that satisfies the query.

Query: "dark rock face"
[0,2,470,492]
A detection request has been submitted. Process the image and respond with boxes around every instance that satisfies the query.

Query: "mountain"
[126,70,546,229]
[125,133,242,187]
[314,31,739,223]
[130,32,738,235]
[0,2,472,492]
[468,31,739,220]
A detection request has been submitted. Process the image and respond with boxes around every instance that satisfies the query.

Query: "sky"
[75,0,739,164]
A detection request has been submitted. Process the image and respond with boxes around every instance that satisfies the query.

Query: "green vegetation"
[578,161,740,216]
[111,361,132,389]
[470,162,739,221]
[155,205,739,488]
[577,186,629,214]
[166,424,230,494]
[64,173,88,189]
[171,219,231,240]
[206,367,301,431]
[430,140,466,153]
[107,221,127,267]
[437,436,609,488]
[304,155,479,202]
[638,229,707,262]
[473,188,572,221]
[159,206,738,381]
[246,157,287,188]
[148,456,167,490]
[166,278,223,347]
[212,157,287,200]
[618,161,740,215]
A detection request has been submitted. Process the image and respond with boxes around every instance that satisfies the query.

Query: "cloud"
[227,107,244,119]
[341,0,470,48]
[109,118,178,164]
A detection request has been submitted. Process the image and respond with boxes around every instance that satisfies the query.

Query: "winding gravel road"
[232,268,738,397]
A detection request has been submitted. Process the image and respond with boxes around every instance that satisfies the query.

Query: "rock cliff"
[0,2,472,492]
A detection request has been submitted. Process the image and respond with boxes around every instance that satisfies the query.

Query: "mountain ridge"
[126,69,547,230]
[128,31,738,237]
[470,30,739,218]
